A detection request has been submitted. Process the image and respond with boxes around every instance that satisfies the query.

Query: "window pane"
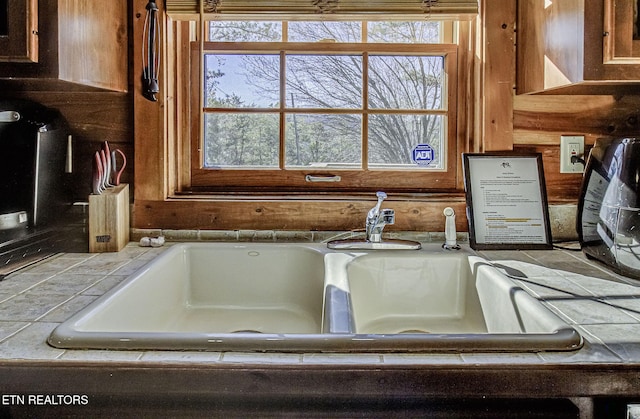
[368,114,444,169]
[367,22,442,43]
[205,54,280,108]
[285,114,361,168]
[204,113,279,168]
[368,55,444,110]
[208,21,282,42]
[286,55,362,109]
[288,22,362,42]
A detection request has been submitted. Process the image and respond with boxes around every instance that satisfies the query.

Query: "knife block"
[88,184,130,252]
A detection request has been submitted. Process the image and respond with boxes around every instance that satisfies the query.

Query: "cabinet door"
[604,0,640,63]
[0,0,38,62]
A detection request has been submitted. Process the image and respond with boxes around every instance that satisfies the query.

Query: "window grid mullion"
[279,50,286,169]
[362,52,369,171]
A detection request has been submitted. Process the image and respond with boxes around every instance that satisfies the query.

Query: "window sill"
[169,191,466,201]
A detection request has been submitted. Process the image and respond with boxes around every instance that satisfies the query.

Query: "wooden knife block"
[89,184,130,252]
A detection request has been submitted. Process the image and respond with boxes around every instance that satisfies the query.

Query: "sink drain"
[231,330,263,334]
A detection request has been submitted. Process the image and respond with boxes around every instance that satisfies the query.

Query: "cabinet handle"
[305,174,342,183]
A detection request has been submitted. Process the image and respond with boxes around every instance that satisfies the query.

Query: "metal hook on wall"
[142,0,160,101]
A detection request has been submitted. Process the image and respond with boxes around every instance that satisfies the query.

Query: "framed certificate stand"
[462,153,553,250]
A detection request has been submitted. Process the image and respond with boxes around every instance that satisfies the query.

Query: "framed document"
[462,153,553,250]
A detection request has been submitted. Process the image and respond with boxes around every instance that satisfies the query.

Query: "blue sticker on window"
[412,144,434,166]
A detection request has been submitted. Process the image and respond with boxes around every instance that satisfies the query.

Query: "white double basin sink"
[48,242,583,353]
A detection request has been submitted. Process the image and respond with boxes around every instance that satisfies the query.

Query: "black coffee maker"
[577,137,640,279]
[0,99,77,276]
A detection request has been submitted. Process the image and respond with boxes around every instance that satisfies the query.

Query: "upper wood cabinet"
[0,0,127,92]
[58,0,128,91]
[517,0,640,95]
[0,0,38,63]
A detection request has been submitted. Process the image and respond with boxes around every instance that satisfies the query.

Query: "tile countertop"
[0,240,639,366]
[4,238,640,417]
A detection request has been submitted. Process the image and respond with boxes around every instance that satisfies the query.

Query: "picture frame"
[462,152,553,250]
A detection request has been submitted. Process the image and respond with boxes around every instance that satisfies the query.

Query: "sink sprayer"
[442,207,461,250]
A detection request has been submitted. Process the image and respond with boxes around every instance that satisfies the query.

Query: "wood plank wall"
[480,0,515,151]
[514,94,640,200]
[3,1,640,233]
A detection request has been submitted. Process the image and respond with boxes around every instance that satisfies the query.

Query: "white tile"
[546,299,639,325]
[460,352,544,364]
[302,353,382,364]
[26,273,104,295]
[382,353,464,365]
[563,273,640,296]
[0,293,15,303]
[222,352,302,364]
[20,255,86,275]
[0,322,65,360]
[0,272,54,294]
[0,321,30,342]
[81,275,128,296]
[538,339,623,364]
[0,293,72,322]
[141,351,223,363]
[63,258,130,275]
[38,295,97,322]
[516,277,590,299]
[60,349,144,362]
[581,324,640,362]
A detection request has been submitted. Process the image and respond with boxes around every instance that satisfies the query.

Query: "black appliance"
[577,137,640,279]
[0,99,83,277]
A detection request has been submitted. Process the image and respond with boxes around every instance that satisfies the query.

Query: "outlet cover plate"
[560,135,585,173]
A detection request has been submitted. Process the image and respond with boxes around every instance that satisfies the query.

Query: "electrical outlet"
[560,135,585,173]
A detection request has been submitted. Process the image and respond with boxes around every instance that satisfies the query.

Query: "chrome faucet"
[326,190,420,250]
[365,191,395,243]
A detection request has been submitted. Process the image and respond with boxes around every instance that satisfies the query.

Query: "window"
[174,20,463,193]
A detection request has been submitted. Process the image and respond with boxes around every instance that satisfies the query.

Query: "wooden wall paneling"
[513,144,583,202]
[58,0,128,91]
[171,20,194,194]
[133,0,166,202]
[133,198,469,232]
[37,92,133,200]
[516,0,545,94]
[514,92,640,202]
[541,0,584,89]
[514,94,640,140]
[455,19,476,190]
[481,0,515,151]
[0,88,133,201]
[165,18,178,196]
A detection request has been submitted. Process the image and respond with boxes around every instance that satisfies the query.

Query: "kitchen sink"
[344,252,486,334]
[49,243,328,351]
[324,246,583,352]
[49,243,582,352]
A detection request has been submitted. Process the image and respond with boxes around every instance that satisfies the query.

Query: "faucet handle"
[369,191,388,219]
